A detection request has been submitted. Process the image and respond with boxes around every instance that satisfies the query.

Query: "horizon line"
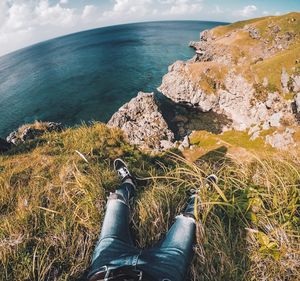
[0,19,230,60]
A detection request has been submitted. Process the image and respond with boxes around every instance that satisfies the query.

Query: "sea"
[0,21,227,137]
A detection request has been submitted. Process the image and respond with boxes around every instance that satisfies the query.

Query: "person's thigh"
[90,196,137,275]
[137,248,188,281]
[159,215,196,254]
[137,215,196,281]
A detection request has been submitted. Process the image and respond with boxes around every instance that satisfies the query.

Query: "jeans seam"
[132,250,142,268]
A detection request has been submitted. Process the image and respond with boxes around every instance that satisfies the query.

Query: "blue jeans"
[88,183,196,281]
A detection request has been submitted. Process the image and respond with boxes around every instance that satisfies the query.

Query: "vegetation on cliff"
[159,12,300,149]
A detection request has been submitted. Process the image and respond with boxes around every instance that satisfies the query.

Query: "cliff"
[159,12,300,149]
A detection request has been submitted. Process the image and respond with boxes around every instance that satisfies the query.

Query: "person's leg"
[96,158,136,245]
[136,197,197,281]
[159,214,196,262]
[139,175,218,281]
[89,160,138,278]
[98,181,135,244]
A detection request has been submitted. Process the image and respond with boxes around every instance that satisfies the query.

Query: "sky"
[0,0,299,57]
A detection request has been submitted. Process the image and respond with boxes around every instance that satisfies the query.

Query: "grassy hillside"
[0,123,299,281]
[188,12,300,97]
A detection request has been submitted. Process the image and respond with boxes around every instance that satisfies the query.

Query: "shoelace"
[117,167,130,179]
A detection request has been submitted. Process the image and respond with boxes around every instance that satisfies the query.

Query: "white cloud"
[104,0,153,17]
[0,0,80,56]
[82,5,99,21]
[236,5,258,17]
[60,0,68,4]
[163,0,203,16]
[35,1,75,27]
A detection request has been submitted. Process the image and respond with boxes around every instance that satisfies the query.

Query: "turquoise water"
[0,21,226,137]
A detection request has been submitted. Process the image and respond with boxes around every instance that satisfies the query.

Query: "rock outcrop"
[7,122,62,145]
[108,92,174,151]
[265,128,295,149]
[159,62,295,132]
[159,13,300,149]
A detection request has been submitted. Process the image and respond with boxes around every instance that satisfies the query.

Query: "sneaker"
[113,158,136,184]
[185,174,218,219]
[184,193,201,219]
[204,174,218,191]
[206,174,218,186]
[188,174,218,196]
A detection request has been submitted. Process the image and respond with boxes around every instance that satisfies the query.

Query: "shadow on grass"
[199,145,228,162]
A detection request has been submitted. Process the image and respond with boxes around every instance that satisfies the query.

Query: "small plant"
[266,83,280,93]
[253,83,269,102]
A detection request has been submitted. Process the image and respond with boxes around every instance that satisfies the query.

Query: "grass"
[252,45,300,90]
[212,12,300,40]
[186,130,275,162]
[136,152,300,281]
[0,123,299,281]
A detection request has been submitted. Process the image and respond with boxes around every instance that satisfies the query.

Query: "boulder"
[108,92,174,151]
[245,25,261,39]
[158,61,218,112]
[265,128,295,149]
[250,131,260,141]
[178,135,190,151]
[295,93,300,113]
[200,29,211,41]
[160,140,175,150]
[269,112,282,127]
[281,68,289,93]
[7,122,62,145]
[189,41,201,49]
[270,24,281,34]
[292,75,300,92]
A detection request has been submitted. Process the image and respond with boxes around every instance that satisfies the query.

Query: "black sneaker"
[188,174,218,196]
[206,174,218,187]
[113,158,136,184]
[202,174,218,191]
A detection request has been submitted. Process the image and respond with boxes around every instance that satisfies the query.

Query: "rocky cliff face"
[159,12,300,149]
[108,92,174,151]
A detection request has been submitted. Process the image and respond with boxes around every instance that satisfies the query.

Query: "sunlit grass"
[0,123,299,280]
